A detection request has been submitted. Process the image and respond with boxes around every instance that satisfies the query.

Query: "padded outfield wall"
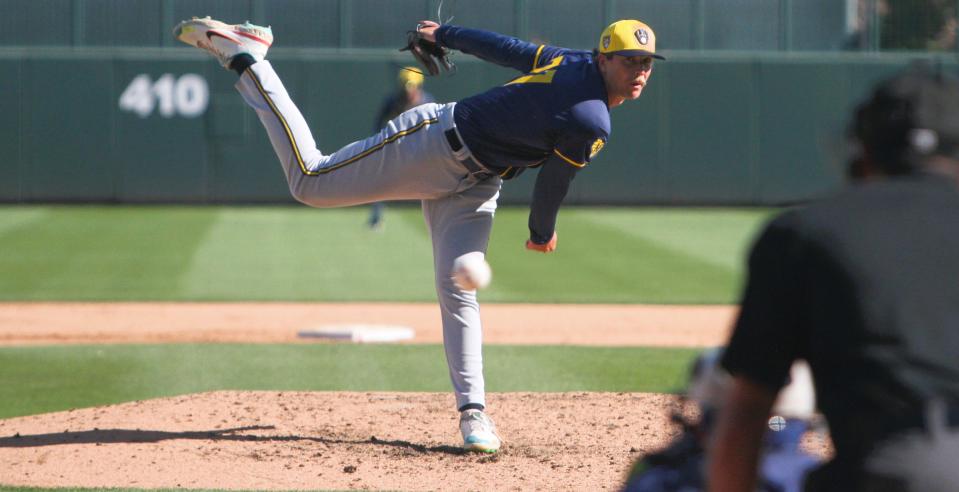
[1,0,954,205]
[0,0,850,51]
[1,48,952,205]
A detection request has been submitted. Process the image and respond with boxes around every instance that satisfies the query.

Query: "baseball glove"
[400,29,454,76]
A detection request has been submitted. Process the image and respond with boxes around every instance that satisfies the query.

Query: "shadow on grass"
[0,425,466,455]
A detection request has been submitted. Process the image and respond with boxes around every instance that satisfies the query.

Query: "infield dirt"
[0,302,832,491]
[0,302,735,346]
[0,391,703,491]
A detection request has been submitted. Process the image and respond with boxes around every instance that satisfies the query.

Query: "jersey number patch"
[506,55,565,86]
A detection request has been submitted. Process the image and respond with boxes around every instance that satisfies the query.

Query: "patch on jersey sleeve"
[590,138,606,158]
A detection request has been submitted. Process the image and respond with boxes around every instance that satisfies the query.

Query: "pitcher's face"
[599,55,654,108]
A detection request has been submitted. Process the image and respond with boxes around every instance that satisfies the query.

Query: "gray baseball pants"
[859,400,959,492]
[805,400,959,491]
[235,61,500,410]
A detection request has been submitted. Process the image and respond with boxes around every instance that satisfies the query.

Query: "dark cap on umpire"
[598,19,665,60]
[853,64,959,174]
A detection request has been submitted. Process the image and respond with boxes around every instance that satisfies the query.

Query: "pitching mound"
[0,391,693,491]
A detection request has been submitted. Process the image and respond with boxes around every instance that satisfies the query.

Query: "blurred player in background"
[621,348,820,492]
[367,67,435,230]
[174,15,664,453]
[710,65,959,492]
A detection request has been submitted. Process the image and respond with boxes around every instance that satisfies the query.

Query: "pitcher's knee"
[288,179,359,208]
[437,278,479,307]
[287,178,315,205]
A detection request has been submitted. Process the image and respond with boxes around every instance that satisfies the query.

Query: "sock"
[459,403,485,412]
[230,53,257,76]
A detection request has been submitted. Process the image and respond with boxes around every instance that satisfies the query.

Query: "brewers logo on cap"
[598,19,665,60]
[636,29,649,45]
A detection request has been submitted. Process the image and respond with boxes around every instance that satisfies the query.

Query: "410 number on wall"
[118,74,209,118]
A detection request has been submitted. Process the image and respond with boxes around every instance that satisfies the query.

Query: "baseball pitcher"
[174,15,664,453]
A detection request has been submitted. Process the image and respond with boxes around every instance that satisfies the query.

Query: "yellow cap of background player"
[598,20,666,60]
[398,67,425,89]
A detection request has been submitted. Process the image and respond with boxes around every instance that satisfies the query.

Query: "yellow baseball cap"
[598,19,665,60]
[398,67,425,89]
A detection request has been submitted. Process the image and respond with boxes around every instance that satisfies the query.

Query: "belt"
[444,129,495,180]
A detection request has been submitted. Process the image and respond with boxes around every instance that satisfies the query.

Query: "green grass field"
[0,344,698,419]
[0,205,772,303]
[0,205,765,490]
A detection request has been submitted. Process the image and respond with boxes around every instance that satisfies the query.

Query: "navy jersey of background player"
[436,26,611,244]
[373,87,435,131]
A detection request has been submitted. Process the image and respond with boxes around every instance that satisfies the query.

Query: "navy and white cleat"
[459,409,502,453]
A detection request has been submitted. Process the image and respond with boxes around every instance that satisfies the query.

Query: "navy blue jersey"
[436,25,611,243]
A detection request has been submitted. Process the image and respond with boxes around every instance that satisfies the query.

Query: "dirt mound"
[0,390,695,491]
[0,304,833,491]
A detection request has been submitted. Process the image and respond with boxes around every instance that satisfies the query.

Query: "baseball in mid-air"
[452,253,492,291]
[768,415,786,432]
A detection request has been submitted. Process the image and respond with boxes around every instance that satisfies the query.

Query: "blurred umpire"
[709,65,959,492]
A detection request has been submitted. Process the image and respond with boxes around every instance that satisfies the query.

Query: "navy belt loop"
[444,128,494,180]
[444,128,464,152]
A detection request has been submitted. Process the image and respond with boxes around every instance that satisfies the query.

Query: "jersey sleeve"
[527,154,580,243]
[527,108,608,242]
[552,135,607,169]
[721,213,809,392]
[552,101,610,167]
[436,25,566,73]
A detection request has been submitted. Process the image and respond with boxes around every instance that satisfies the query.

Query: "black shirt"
[722,173,959,462]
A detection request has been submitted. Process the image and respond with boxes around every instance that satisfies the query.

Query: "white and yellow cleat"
[459,409,502,453]
[173,16,273,68]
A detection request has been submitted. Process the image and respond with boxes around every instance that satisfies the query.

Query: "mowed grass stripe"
[484,208,741,303]
[0,206,216,300]
[485,345,693,392]
[0,205,767,303]
[0,344,697,419]
[0,207,48,235]
[178,206,436,301]
[578,208,772,271]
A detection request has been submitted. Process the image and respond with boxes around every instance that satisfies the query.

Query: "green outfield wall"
[0,49,952,205]
[0,0,849,52]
